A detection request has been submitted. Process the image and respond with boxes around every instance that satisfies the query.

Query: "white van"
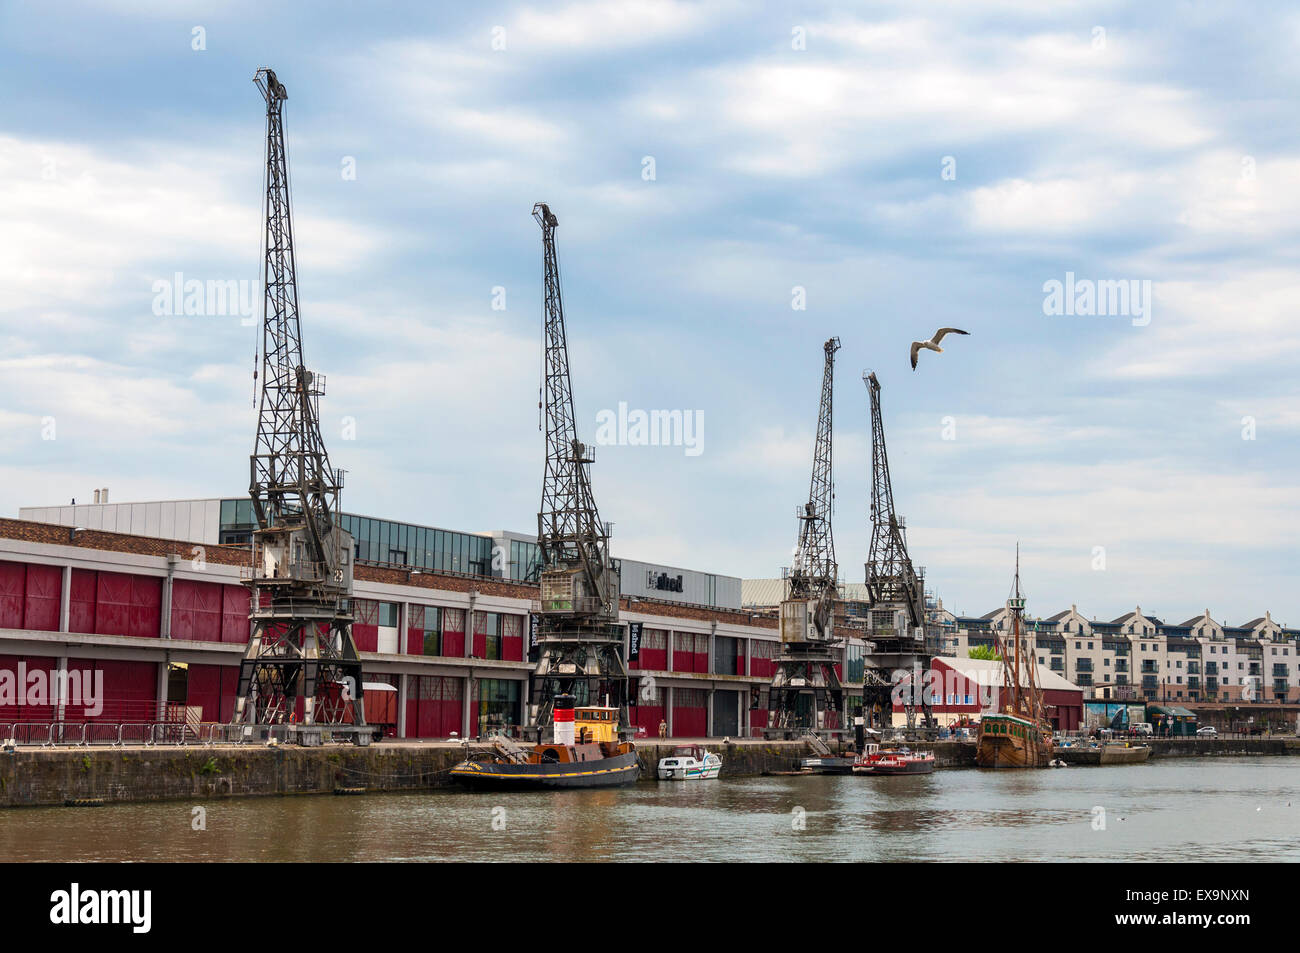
[1132,722,1154,737]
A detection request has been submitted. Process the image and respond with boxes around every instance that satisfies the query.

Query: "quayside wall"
[2,737,1295,808]
[0,739,828,807]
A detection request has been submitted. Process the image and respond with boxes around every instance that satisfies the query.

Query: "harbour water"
[3,757,1296,862]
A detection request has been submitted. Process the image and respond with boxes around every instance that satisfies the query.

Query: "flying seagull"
[910,327,970,370]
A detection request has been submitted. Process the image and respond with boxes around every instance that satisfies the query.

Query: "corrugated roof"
[741,578,785,607]
[740,578,870,608]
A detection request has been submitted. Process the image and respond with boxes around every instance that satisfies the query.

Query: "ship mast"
[1002,543,1045,723]
[1012,545,1021,711]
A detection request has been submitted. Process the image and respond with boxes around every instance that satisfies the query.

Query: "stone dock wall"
[2,736,1294,808]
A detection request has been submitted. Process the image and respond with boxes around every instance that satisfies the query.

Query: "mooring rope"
[332,763,458,783]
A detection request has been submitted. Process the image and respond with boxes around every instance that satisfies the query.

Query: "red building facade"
[0,519,862,740]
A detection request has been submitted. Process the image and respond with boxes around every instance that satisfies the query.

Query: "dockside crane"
[863,371,930,730]
[229,68,367,746]
[528,203,629,737]
[768,337,844,737]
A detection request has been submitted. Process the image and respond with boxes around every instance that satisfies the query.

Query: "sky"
[1,1,1297,626]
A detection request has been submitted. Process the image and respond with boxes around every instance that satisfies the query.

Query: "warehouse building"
[0,511,872,742]
[893,656,1084,731]
[20,498,741,609]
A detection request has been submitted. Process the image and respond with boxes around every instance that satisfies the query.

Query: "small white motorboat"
[657,744,722,780]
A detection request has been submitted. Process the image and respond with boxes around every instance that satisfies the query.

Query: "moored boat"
[657,744,722,780]
[799,756,856,774]
[1099,741,1151,765]
[450,695,639,790]
[976,711,1053,768]
[852,744,936,775]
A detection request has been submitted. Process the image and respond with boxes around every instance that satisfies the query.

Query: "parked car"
[1196,726,1218,737]
[1132,723,1154,737]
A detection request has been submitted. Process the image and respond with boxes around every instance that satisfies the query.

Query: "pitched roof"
[1044,609,1072,622]
[1241,617,1267,629]
[1111,611,1136,624]
[932,656,1081,694]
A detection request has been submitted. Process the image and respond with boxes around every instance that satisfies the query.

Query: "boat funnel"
[553,693,576,745]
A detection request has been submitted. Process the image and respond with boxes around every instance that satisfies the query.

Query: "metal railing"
[0,721,226,748]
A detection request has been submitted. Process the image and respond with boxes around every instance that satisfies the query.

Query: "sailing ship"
[975,547,1054,768]
[450,695,640,789]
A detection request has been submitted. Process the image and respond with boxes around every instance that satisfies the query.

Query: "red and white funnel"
[553,693,576,745]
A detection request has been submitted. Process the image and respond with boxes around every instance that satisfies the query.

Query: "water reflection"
[1,757,1296,863]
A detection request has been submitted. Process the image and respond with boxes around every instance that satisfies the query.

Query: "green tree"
[968,645,1001,661]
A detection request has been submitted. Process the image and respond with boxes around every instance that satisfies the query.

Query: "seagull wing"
[909,340,922,370]
[932,327,969,344]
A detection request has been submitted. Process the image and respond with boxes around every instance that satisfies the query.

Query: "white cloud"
[0,134,383,314]
[513,0,720,50]
[1094,269,1300,379]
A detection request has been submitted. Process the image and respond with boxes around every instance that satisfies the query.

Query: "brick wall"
[0,517,782,632]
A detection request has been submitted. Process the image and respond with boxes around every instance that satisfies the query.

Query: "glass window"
[479,611,502,659]
[422,607,442,656]
[472,678,521,735]
[378,602,399,628]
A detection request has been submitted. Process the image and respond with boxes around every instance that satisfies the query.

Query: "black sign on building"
[628,621,643,661]
[646,570,684,594]
[527,612,541,662]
